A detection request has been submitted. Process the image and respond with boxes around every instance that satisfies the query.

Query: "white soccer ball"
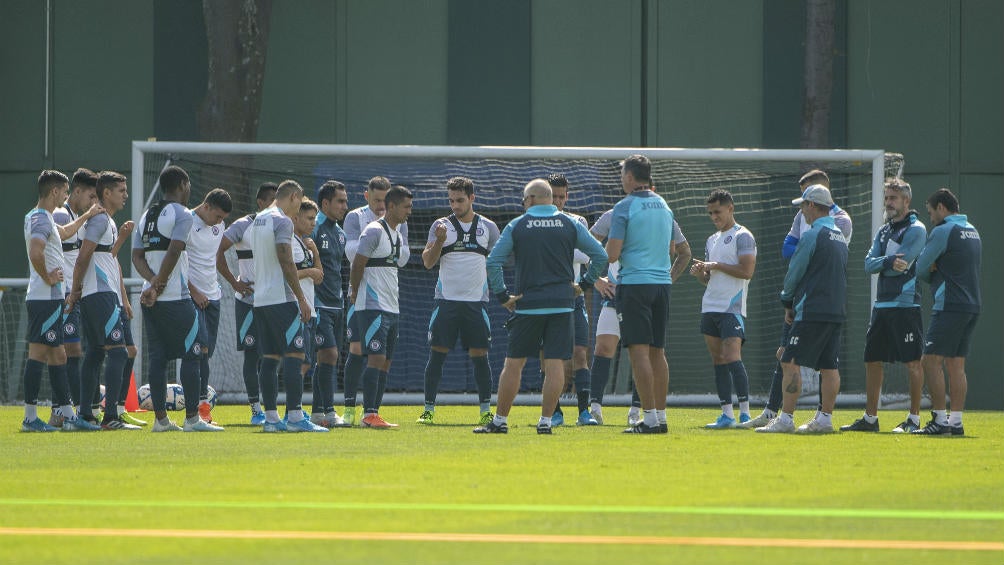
[165,383,185,411]
[137,384,153,410]
[206,385,218,408]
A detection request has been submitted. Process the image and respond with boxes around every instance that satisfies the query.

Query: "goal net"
[0,144,905,406]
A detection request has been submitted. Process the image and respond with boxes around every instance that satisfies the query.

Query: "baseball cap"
[792,184,834,207]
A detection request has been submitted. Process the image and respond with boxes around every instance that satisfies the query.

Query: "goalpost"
[0,143,905,407]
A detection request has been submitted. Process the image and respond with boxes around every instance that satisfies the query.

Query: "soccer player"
[474,179,607,435]
[690,189,757,428]
[248,180,326,433]
[310,180,349,428]
[186,188,233,424]
[912,188,981,436]
[66,171,136,430]
[417,177,500,426]
[133,166,221,432]
[741,169,852,429]
[842,178,926,433]
[108,219,144,427]
[756,185,848,434]
[217,182,277,424]
[21,170,100,431]
[587,209,691,425]
[605,155,674,434]
[342,176,410,425]
[348,185,413,428]
[292,198,324,419]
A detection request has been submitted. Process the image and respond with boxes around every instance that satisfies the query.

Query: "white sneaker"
[183,419,224,432]
[310,411,326,426]
[589,406,604,426]
[755,417,795,433]
[152,418,182,432]
[738,410,774,429]
[324,411,346,427]
[796,418,835,434]
[627,411,642,427]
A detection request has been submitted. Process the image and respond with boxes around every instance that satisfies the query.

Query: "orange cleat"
[361,412,398,429]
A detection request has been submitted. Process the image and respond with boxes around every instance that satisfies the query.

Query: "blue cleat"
[739,413,751,425]
[250,410,266,426]
[286,418,329,433]
[22,418,58,432]
[262,420,287,433]
[550,411,565,427]
[576,410,599,426]
[705,413,737,429]
[61,417,102,432]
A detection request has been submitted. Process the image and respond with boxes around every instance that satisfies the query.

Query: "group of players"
[19,154,981,435]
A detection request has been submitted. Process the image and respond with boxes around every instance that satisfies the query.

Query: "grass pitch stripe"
[0,527,1001,552]
[0,498,1001,521]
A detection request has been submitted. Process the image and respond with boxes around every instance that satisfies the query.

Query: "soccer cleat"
[198,402,217,425]
[755,417,795,434]
[473,421,508,434]
[416,410,434,425]
[325,411,348,428]
[262,420,287,433]
[101,418,141,431]
[152,418,182,432]
[706,413,737,429]
[310,411,327,426]
[891,419,921,434]
[738,410,774,429]
[184,419,224,432]
[950,424,965,436]
[796,418,835,434]
[622,422,661,434]
[739,413,751,424]
[61,417,102,432]
[286,418,329,433]
[250,410,266,426]
[478,411,494,426]
[627,411,642,427]
[48,412,65,428]
[912,413,953,436]
[361,413,398,429]
[342,406,357,427]
[840,417,879,432]
[589,406,604,426]
[658,423,669,434]
[550,411,564,427]
[576,410,599,426]
[536,423,553,435]
[119,412,148,427]
[22,418,58,432]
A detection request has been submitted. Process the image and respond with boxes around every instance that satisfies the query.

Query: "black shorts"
[80,292,125,348]
[196,299,221,356]
[61,300,81,343]
[356,310,399,358]
[779,319,793,348]
[506,312,573,360]
[700,312,746,341]
[864,307,923,363]
[615,284,671,348]
[253,302,306,357]
[142,299,202,360]
[572,294,589,347]
[315,307,343,351]
[781,321,842,370]
[120,308,135,347]
[235,299,259,352]
[428,300,491,350]
[302,316,318,366]
[26,299,64,346]
[924,311,979,358]
[346,305,361,344]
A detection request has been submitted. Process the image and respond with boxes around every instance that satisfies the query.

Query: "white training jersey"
[52,202,83,295]
[563,211,590,282]
[428,213,500,302]
[80,213,120,299]
[248,205,297,307]
[354,219,407,313]
[293,234,316,318]
[133,201,193,301]
[344,205,409,263]
[222,213,256,305]
[186,210,224,301]
[23,208,65,300]
[702,223,757,316]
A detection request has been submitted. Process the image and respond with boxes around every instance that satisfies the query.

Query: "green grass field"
[1,405,1001,564]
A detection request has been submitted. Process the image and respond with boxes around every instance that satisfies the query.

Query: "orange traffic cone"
[124,371,145,412]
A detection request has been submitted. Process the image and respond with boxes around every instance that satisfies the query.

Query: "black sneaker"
[623,422,661,434]
[536,423,552,435]
[911,412,952,436]
[840,417,879,432]
[658,423,668,434]
[473,421,508,434]
[951,424,965,436]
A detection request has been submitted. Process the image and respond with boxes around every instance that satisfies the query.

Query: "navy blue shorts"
[700,312,746,341]
[254,302,306,356]
[428,300,491,350]
[506,312,573,360]
[120,308,135,347]
[80,292,125,347]
[924,311,978,358]
[864,307,923,363]
[356,310,399,358]
[779,319,793,348]
[196,299,221,356]
[315,308,343,351]
[26,299,64,346]
[142,299,201,360]
[572,294,589,347]
[345,305,361,344]
[302,316,318,367]
[61,300,81,343]
[235,299,258,352]
[781,321,842,370]
[616,284,671,348]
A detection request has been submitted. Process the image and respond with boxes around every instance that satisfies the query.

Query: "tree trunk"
[800,0,835,149]
[198,0,272,142]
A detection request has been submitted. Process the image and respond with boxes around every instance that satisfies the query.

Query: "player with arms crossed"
[690,189,757,428]
[417,177,500,426]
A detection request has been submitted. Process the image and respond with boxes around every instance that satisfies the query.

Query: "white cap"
[792,184,834,207]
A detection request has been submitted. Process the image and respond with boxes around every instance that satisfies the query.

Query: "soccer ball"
[137,384,153,410]
[165,383,185,411]
[206,385,218,408]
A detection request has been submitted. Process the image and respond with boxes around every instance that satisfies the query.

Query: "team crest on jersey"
[111,329,123,341]
[369,339,381,351]
[192,343,202,355]
[45,330,58,343]
[724,235,733,245]
[293,335,305,348]
[476,227,485,236]
[212,226,220,235]
[338,234,346,245]
[244,335,255,346]
[346,327,353,339]
[63,323,76,335]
